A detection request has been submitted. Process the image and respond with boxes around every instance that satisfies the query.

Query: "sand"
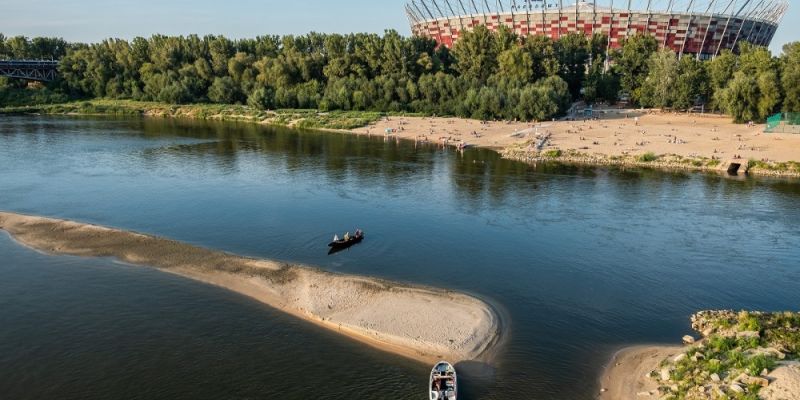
[351,109,800,174]
[598,347,800,399]
[597,345,684,399]
[761,362,800,400]
[0,211,502,364]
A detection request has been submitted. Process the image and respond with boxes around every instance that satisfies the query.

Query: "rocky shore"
[600,310,800,399]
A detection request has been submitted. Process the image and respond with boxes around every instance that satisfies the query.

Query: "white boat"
[429,361,457,400]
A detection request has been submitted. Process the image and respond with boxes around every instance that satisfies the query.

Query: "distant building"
[406,0,787,59]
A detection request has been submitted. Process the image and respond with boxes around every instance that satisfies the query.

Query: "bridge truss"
[0,60,59,82]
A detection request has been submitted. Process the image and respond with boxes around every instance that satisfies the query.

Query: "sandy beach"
[350,109,800,176]
[0,211,502,364]
[597,345,683,399]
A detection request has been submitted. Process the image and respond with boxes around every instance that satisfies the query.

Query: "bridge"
[0,60,59,82]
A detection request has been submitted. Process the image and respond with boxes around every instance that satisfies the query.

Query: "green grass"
[543,149,562,158]
[638,152,659,162]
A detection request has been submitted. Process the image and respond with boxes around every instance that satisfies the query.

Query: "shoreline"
[597,345,684,399]
[0,211,503,365]
[0,100,800,178]
[3,101,800,179]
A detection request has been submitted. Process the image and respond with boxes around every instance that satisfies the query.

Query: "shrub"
[543,149,562,158]
[638,152,658,162]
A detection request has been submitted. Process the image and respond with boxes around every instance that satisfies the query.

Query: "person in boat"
[333,234,340,242]
[344,232,350,241]
[355,229,362,238]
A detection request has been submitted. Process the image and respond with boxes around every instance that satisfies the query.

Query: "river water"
[1,116,798,399]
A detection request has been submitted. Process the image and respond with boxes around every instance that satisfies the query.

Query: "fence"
[765,113,800,134]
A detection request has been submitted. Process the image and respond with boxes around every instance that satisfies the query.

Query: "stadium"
[405,0,788,58]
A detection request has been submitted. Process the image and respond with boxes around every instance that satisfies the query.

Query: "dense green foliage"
[2,32,799,123]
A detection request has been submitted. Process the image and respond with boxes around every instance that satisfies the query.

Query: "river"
[1,116,799,399]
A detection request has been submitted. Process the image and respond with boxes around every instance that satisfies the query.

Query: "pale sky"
[0,0,796,55]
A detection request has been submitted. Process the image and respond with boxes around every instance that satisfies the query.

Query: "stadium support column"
[542,0,553,39]
[444,0,465,36]
[644,0,653,37]
[431,0,455,45]
[663,0,675,48]
[696,0,718,60]
[526,0,533,34]
[623,0,633,38]
[714,0,739,58]
[415,0,443,45]
[730,0,757,51]
[558,0,563,39]
[592,0,597,37]
[605,0,614,72]
[678,0,696,60]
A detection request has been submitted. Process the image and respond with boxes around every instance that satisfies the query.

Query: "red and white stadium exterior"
[406,0,787,58]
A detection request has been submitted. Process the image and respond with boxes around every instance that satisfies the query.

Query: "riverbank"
[0,211,502,364]
[0,100,385,130]
[352,110,800,178]
[4,100,800,178]
[599,311,800,399]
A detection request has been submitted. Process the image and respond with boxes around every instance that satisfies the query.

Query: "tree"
[673,56,708,110]
[555,33,589,99]
[781,42,800,112]
[452,26,498,83]
[496,46,533,84]
[615,34,658,104]
[208,76,239,104]
[523,35,559,82]
[639,49,678,108]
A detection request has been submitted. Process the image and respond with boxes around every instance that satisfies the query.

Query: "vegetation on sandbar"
[650,311,800,399]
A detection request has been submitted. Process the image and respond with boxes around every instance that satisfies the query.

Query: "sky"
[0,0,796,54]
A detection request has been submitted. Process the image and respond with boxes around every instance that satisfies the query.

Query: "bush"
[543,149,562,158]
[638,152,658,162]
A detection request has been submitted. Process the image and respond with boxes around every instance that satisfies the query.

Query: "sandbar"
[0,211,502,364]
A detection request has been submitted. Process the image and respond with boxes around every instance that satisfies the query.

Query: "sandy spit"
[597,345,684,399]
[0,212,502,364]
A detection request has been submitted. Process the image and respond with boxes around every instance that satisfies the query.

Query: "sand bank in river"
[351,109,800,176]
[0,212,502,364]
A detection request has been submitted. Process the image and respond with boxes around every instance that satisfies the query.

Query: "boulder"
[660,368,671,382]
[728,383,744,393]
[682,335,696,344]
[673,353,687,363]
[710,373,721,382]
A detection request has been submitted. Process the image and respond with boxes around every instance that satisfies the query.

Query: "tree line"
[1,29,798,123]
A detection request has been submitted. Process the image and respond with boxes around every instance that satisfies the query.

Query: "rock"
[761,368,769,377]
[734,373,749,383]
[765,347,787,360]
[745,376,770,387]
[660,368,671,381]
[673,353,687,363]
[636,391,652,397]
[683,335,696,344]
[737,330,760,339]
[702,328,715,337]
[711,373,721,382]
[600,388,607,393]
[728,383,744,393]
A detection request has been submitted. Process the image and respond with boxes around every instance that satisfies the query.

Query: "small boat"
[327,231,364,255]
[429,361,457,400]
